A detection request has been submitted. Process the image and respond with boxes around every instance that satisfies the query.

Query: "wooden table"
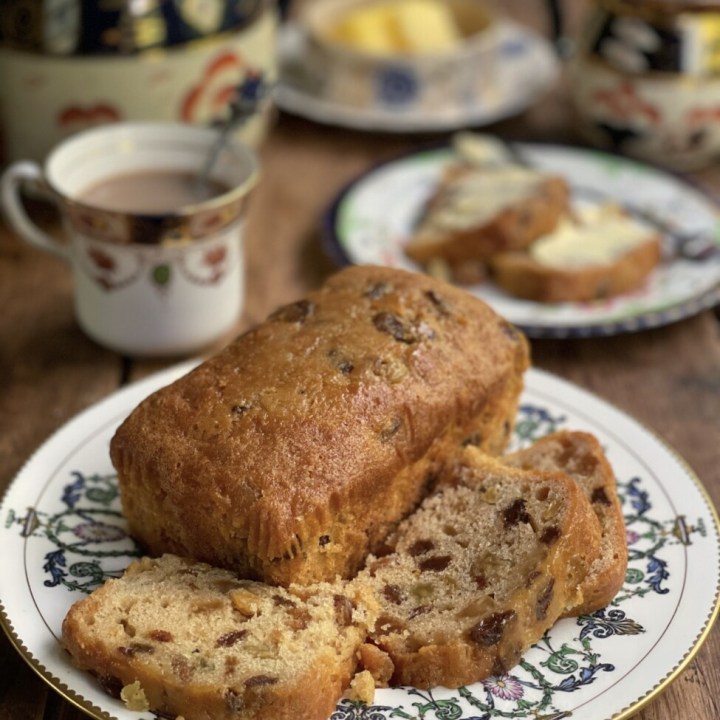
[1,6,719,720]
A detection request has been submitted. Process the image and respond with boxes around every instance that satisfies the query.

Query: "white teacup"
[1,122,259,356]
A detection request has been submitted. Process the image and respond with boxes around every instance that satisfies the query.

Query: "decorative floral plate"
[1,363,718,720]
[274,20,559,133]
[324,144,720,337]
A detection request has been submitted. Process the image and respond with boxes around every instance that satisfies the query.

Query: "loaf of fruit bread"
[489,204,662,302]
[356,447,602,689]
[110,265,530,586]
[404,163,570,283]
[62,554,377,720]
[505,431,628,615]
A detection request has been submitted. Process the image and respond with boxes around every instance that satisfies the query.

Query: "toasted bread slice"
[489,204,662,302]
[505,431,627,615]
[357,447,602,689]
[404,163,570,274]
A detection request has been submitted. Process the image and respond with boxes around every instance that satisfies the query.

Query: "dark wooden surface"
[1,1,719,718]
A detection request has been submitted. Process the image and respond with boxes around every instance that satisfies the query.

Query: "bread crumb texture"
[62,555,376,720]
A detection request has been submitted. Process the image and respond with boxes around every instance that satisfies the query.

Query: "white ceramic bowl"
[300,0,499,114]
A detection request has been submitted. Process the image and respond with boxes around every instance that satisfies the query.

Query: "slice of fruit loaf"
[489,204,662,302]
[62,555,378,720]
[357,447,602,689]
[404,163,569,284]
[504,431,628,615]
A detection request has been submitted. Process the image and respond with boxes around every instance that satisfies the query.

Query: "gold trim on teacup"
[62,180,256,247]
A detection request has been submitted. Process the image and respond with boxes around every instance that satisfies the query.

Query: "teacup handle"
[0,161,71,261]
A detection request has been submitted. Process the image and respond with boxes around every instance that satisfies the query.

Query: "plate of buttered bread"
[324,135,720,337]
[1,266,718,720]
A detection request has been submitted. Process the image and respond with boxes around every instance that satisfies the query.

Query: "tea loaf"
[356,447,602,689]
[62,554,377,720]
[505,431,627,614]
[404,163,569,283]
[110,265,529,586]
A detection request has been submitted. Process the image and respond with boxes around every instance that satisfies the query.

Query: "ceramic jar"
[570,0,720,170]
[0,0,278,163]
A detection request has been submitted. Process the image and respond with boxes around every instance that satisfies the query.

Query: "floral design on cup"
[179,241,235,286]
[181,50,249,124]
[57,104,122,140]
[82,241,144,292]
[81,238,235,293]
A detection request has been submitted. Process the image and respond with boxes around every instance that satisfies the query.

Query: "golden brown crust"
[62,555,375,720]
[111,265,529,586]
[489,234,662,302]
[505,431,628,614]
[404,166,570,266]
[357,448,602,689]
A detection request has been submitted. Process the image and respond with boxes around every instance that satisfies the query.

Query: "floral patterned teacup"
[0,122,258,356]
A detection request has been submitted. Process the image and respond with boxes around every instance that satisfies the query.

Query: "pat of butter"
[393,0,461,53]
[329,5,398,54]
[328,0,461,55]
[530,205,656,268]
[424,166,543,232]
[452,132,515,167]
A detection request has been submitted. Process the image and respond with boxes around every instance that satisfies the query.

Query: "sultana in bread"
[110,265,530,586]
[504,431,628,614]
[356,447,602,689]
[62,554,377,720]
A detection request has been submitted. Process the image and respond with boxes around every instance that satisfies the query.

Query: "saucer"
[274,19,560,133]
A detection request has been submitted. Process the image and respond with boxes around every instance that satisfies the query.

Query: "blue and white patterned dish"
[275,20,559,133]
[0,362,718,720]
[324,144,720,338]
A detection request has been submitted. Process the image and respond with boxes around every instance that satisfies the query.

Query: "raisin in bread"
[62,555,378,720]
[356,447,602,689]
[404,163,569,284]
[505,431,627,614]
[489,204,662,302]
[111,265,529,586]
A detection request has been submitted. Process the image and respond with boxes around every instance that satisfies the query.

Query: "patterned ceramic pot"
[0,122,259,356]
[0,0,278,163]
[570,0,720,170]
[300,0,498,114]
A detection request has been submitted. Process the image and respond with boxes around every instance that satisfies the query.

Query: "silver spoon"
[194,72,270,199]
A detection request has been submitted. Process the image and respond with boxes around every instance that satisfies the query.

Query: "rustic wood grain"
[1,1,718,718]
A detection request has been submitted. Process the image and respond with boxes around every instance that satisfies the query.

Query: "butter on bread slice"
[489,203,662,302]
[504,431,628,615]
[404,162,570,283]
[356,447,602,689]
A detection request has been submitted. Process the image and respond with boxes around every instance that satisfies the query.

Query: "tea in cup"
[0,122,259,356]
